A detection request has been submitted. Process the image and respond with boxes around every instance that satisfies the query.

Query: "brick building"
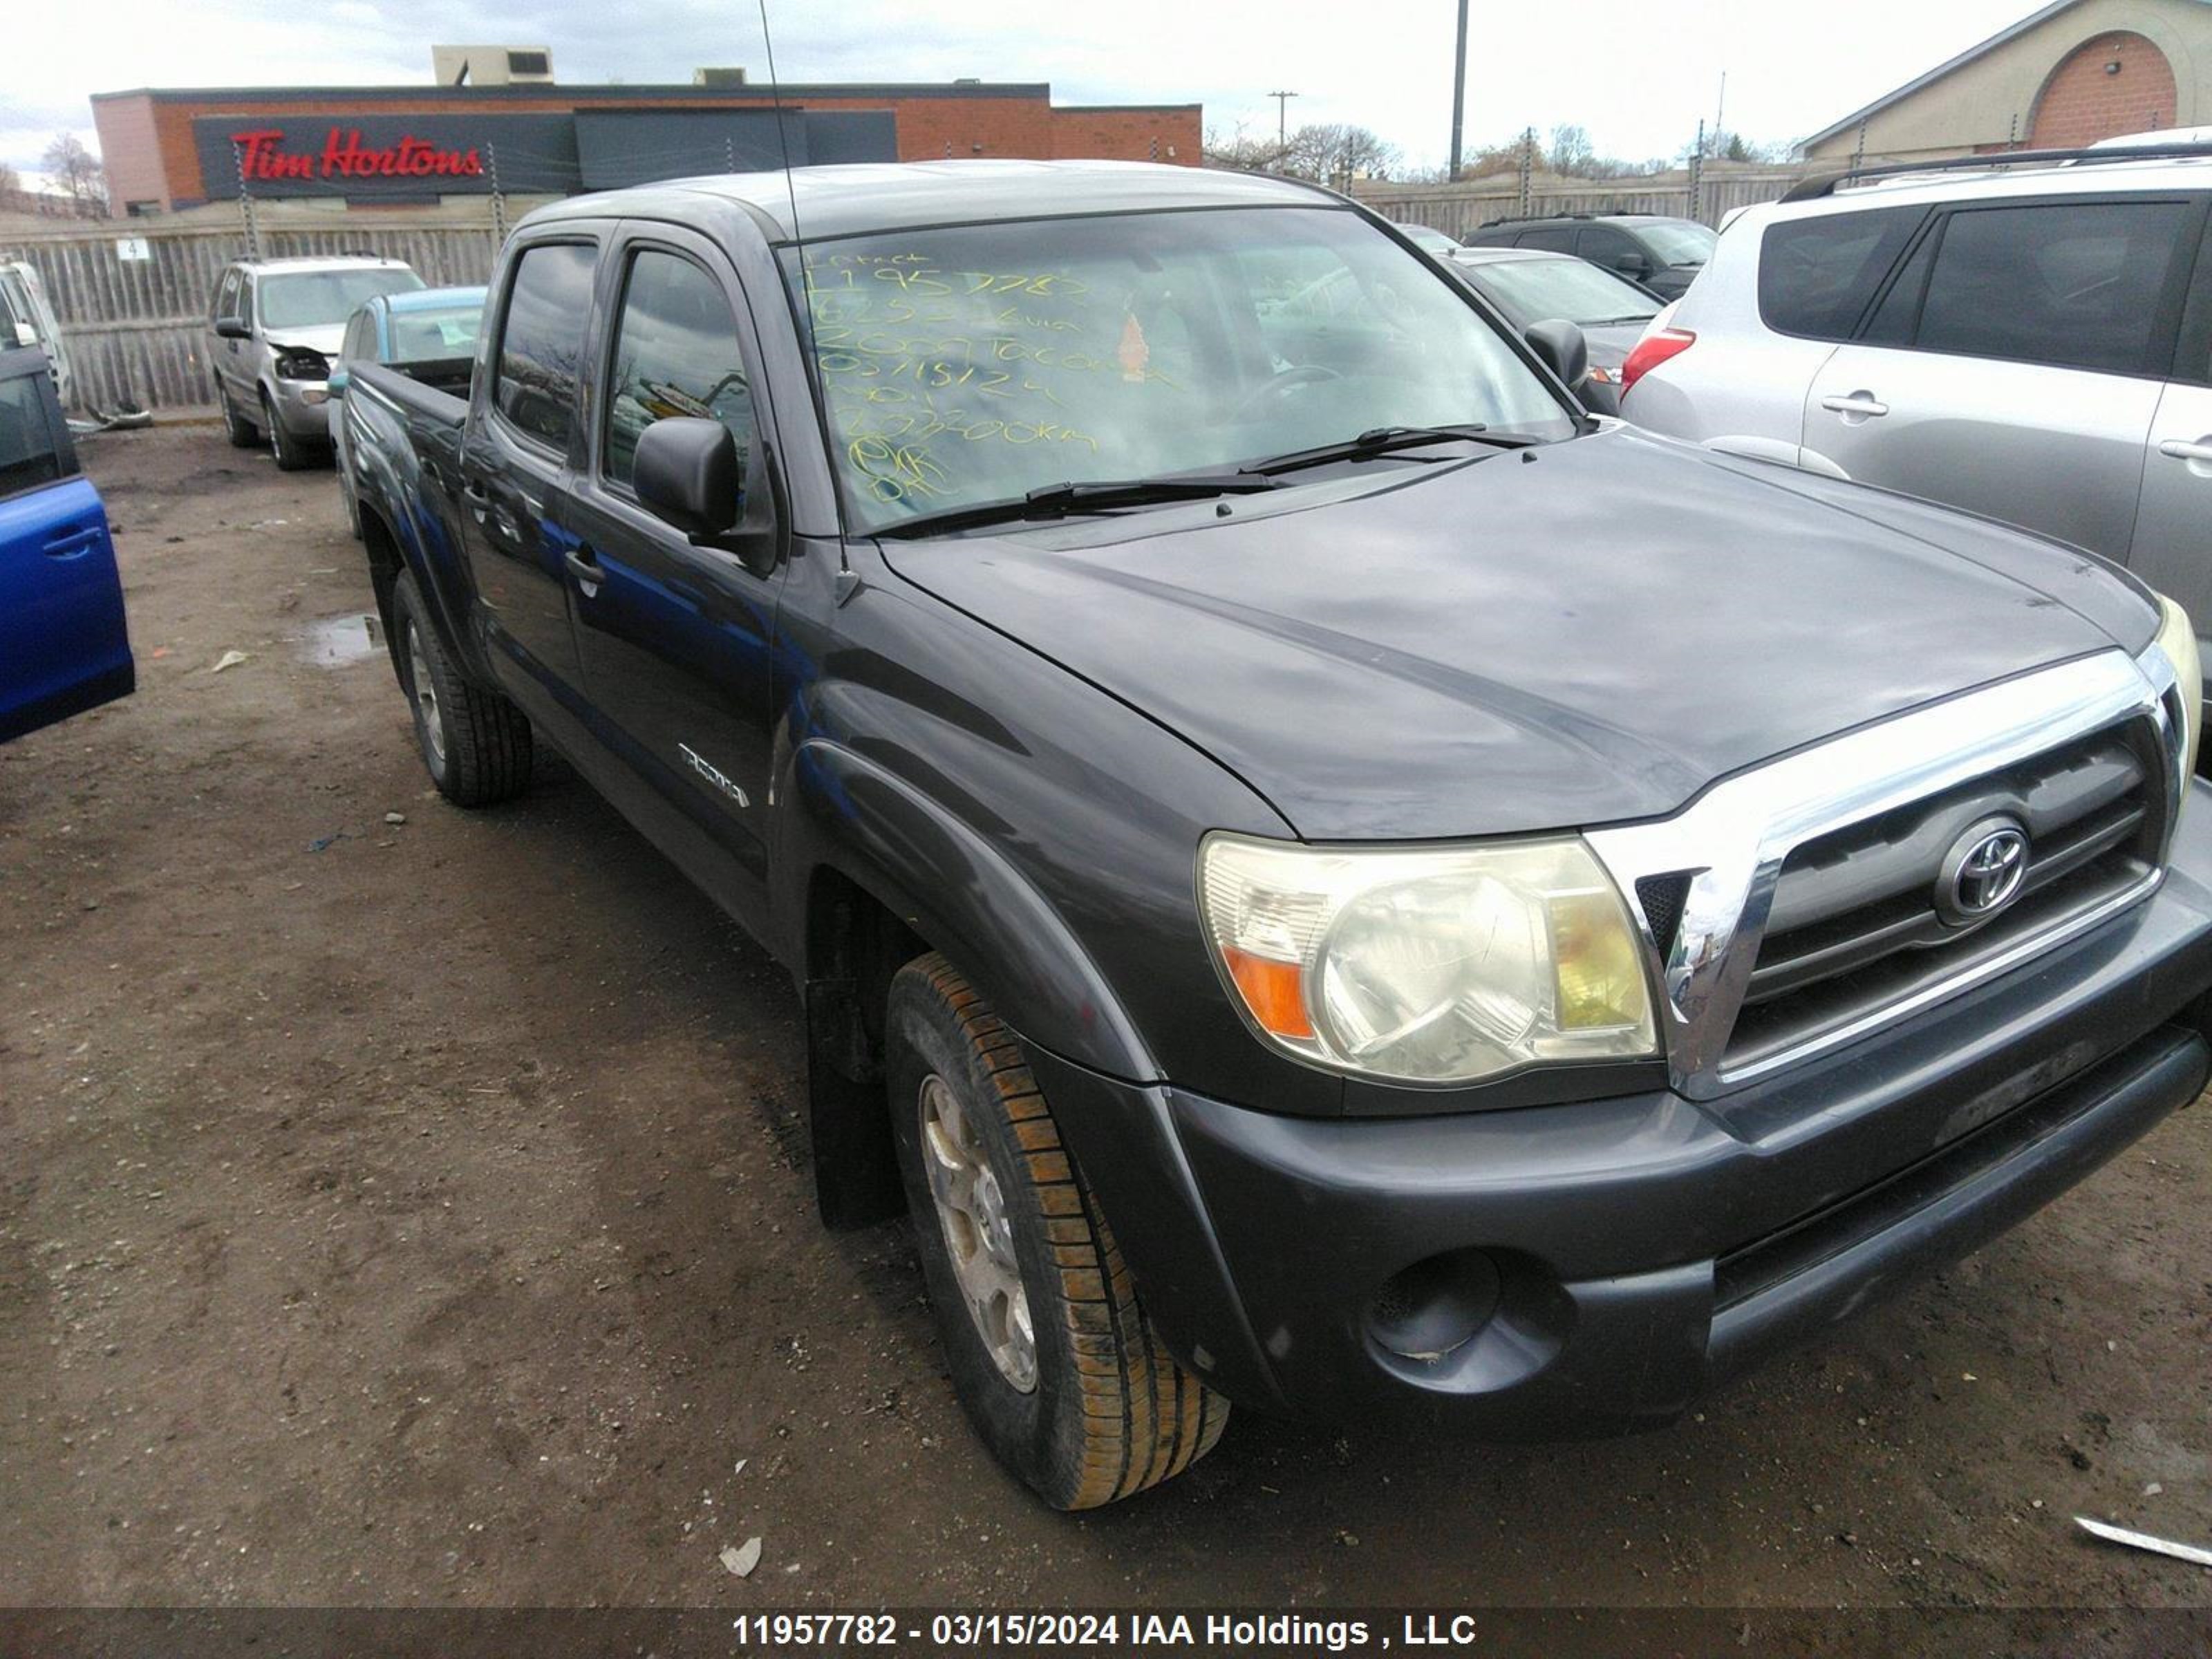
[1801,0,2210,163]
[91,80,1203,214]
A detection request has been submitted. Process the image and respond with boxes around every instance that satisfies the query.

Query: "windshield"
[388,303,485,362]
[1637,221,1717,265]
[259,269,423,330]
[1460,256,1660,327]
[786,205,1573,533]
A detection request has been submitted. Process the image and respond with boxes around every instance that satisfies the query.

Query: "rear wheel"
[389,570,533,807]
[263,392,315,471]
[220,384,256,449]
[887,953,1228,1508]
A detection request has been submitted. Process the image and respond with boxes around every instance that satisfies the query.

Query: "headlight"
[2155,594,2202,780]
[1197,833,1658,1085]
[274,348,328,382]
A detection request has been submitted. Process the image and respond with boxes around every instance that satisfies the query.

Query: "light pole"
[1268,89,1297,167]
[1450,0,1469,179]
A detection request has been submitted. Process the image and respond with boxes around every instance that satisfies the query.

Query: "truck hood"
[876,427,2157,841]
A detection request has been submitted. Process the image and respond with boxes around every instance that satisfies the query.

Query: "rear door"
[2130,209,2212,673]
[0,346,132,742]
[459,234,602,717]
[561,225,787,926]
[1805,195,2200,561]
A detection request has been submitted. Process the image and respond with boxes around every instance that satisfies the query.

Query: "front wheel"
[887,953,1228,1508]
[389,570,533,807]
[263,392,315,471]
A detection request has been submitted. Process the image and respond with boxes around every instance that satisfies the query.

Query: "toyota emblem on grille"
[1937,817,2030,926]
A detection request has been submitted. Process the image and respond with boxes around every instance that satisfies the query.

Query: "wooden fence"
[1353,167,1805,241]
[0,212,505,413]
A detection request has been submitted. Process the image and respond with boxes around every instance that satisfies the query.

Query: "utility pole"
[1448,0,1469,180]
[1268,89,1297,167]
[232,137,260,261]
[1714,70,1727,154]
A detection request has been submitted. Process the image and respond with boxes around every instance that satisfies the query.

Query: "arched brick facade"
[2029,30,2180,147]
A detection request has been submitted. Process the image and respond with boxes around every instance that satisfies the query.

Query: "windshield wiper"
[874,473,1280,539]
[1242,423,1540,476]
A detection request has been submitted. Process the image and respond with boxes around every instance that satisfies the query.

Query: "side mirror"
[1612,253,1651,279]
[634,416,742,541]
[326,367,349,398]
[1524,319,1590,389]
[214,317,251,339]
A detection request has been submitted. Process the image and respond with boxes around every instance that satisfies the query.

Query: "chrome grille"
[1585,649,2186,1101]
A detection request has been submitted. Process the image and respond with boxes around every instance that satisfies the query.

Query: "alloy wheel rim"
[406,621,444,769]
[918,1072,1036,1392]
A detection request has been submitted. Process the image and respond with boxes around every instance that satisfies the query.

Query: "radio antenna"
[757,0,805,246]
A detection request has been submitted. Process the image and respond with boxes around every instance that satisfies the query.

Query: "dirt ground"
[2,425,2210,1639]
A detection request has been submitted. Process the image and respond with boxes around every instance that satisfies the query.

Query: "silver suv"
[209,256,423,469]
[1622,144,2212,697]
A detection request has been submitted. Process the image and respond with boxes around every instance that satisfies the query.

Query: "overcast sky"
[6,0,2038,182]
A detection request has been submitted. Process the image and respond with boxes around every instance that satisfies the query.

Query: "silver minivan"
[1622,147,2212,688]
[208,256,422,469]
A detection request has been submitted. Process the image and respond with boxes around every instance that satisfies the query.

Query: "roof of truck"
[521,159,1339,244]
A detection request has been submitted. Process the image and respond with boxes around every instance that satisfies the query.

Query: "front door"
[459,236,600,719]
[1802,196,2197,563]
[0,346,133,742]
[561,229,786,921]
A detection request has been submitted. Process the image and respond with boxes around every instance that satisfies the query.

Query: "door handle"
[2159,438,2212,465]
[43,525,101,558]
[564,546,606,588]
[1820,392,1890,418]
[461,481,492,507]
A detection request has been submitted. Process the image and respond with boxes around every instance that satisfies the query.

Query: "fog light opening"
[1367,1248,1503,1364]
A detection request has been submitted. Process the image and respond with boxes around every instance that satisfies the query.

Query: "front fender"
[783,737,1155,1080]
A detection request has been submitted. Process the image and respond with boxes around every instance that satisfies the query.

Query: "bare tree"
[1202,120,1287,174]
[41,133,107,215]
[1280,123,1400,186]
[0,160,24,205]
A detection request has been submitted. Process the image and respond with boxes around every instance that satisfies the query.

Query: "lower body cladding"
[1030,793,2212,1436]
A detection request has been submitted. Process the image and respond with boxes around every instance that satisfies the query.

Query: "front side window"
[494,243,598,449]
[258,268,424,330]
[1758,207,1922,341]
[214,270,241,323]
[1912,200,2193,375]
[603,250,755,489]
[0,369,64,498]
[788,205,1573,533]
[1635,220,1718,265]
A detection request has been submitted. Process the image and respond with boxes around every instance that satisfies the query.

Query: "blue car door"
[0,346,133,742]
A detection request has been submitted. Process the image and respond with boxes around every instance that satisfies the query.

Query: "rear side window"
[602,250,756,490]
[1758,207,1921,340]
[494,243,597,449]
[1517,227,1576,253]
[1913,200,2193,375]
[0,369,64,498]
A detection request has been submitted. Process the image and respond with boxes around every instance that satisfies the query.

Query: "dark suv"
[1462,212,1716,299]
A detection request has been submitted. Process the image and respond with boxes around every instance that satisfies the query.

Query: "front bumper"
[1034,782,2212,1434]
[268,377,331,439]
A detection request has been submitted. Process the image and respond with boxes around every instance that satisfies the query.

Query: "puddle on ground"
[299,612,382,668]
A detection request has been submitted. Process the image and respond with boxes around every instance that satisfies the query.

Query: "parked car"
[207,255,423,471]
[1445,246,1662,411]
[1461,212,1716,299]
[1392,221,1461,257]
[1620,144,2212,716]
[2,261,76,412]
[0,345,132,742]
[328,285,487,538]
[346,160,2212,1510]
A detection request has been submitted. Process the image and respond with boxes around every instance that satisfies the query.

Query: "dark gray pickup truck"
[344,159,2212,1509]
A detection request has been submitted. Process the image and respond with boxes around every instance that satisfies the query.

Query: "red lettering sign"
[229,126,485,185]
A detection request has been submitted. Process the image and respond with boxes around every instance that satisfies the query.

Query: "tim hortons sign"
[229,126,485,182]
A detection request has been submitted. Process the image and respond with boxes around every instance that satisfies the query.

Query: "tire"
[389,570,533,807]
[886,953,1228,1508]
[220,384,257,449]
[263,391,316,471]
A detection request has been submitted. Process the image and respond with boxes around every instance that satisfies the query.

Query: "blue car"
[0,344,132,742]
[328,285,487,541]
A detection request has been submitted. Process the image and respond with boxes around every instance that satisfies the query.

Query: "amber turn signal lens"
[1223,947,1314,1040]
